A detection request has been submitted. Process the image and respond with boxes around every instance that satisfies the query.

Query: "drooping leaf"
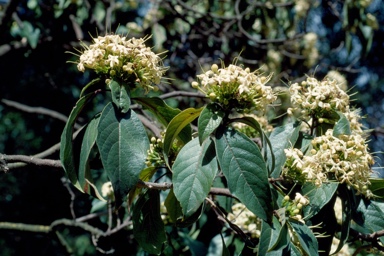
[215,126,272,222]
[109,79,131,113]
[164,188,183,223]
[302,182,338,217]
[175,203,205,228]
[288,219,319,256]
[267,121,301,178]
[163,107,202,163]
[330,185,351,255]
[172,137,217,217]
[78,114,100,194]
[133,97,190,143]
[60,91,98,191]
[259,216,288,255]
[132,189,166,255]
[198,103,224,144]
[333,112,351,137]
[96,103,149,205]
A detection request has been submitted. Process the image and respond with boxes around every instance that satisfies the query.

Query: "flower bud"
[211,64,219,73]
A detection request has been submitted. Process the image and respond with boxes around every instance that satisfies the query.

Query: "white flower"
[101,181,114,198]
[194,63,276,113]
[75,34,167,93]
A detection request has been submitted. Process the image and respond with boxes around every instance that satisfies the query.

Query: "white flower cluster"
[294,0,310,18]
[289,76,350,119]
[283,129,374,197]
[227,203,262,238]
[193,64,276,113]
[302,33,319,67]
[76,34,166,92]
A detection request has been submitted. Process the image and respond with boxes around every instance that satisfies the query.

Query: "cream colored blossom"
[227,203,262,238]
[289,76,350,119]
[193,63,276,113]
[302,32,319,67]
[294,0,310,18]
[326,71,348,92]
[101,181,114,199]
[283,129,374,197]
[75,34,167,92]
[334,197,342,225]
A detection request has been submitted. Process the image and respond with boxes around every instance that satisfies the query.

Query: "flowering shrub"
[58,34,383,255]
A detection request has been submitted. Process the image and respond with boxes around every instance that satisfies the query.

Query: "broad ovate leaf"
[96,103,149,205]
[172,137,217,217]
[215,126,272,222]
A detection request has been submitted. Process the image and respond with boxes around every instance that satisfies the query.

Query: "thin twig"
[159,91,206,100]
[1,99,82,129]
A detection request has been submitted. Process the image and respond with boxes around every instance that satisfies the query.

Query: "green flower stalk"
[192,63,276,113]
[74,34,167,93]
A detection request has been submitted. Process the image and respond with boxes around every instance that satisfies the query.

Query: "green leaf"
[133,97,191,143]
[164,188,183,223]
[127,166,157,207]
[369,178,384,198]
[163,107,202,161]
[96,103,149,205]
[333,112,351,137]
[288,219,319,256]
[267,121,301,178]
[231,116,275,175]
[78,114,102,198]
[109,79,131,113]
[172,137,217,217]
[60,92,98,191]
[259,216,288,255]
[214,126,272,222]
[356,198,384,244]
[175,203,205,228]
[132,189,166,255]
[198,103,224,144]
[302,182,338,217]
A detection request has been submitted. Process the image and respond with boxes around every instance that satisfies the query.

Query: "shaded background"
[0,0,383,254]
